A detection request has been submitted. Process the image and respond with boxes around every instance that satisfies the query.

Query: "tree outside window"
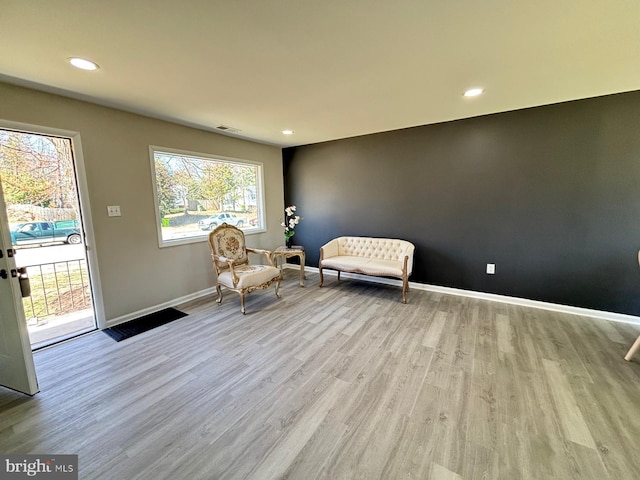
[150,147,265,246]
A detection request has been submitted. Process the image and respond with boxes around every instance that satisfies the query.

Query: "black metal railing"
[22,259,92,322]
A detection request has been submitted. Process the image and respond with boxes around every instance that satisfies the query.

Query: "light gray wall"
[0,82,284,322]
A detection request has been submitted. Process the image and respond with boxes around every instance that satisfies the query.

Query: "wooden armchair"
[624,250,640,361]
[208,222,281,314]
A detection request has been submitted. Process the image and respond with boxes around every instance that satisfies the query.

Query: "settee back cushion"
[336,237,414,272]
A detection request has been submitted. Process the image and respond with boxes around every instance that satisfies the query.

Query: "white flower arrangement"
[282,205,302,246]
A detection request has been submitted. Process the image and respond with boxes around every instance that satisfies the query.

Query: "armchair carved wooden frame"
[208,223,281,314]
[624,250,640,361]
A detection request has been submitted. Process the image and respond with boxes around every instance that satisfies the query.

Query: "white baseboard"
[293,265,640,326]
[107,267,640,329]
[105,287,217,328]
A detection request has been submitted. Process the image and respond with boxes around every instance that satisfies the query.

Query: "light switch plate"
[107,205,121,217]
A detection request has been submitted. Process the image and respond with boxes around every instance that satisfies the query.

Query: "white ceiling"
[1,1,639,147]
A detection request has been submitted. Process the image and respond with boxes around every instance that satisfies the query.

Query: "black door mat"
[103,307,188,342]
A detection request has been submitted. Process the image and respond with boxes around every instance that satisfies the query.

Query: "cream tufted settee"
[319,236,415,303]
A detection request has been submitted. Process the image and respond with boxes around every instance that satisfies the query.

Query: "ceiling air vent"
[216,125,241,134]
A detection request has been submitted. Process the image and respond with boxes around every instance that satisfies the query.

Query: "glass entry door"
[0,128,96,349]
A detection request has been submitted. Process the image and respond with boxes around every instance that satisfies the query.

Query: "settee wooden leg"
[402,276,409,304]
[275,277,282,298]
[337,271,341,282]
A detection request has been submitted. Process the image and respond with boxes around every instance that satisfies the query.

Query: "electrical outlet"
[486,263,495,274]
[107,205,121,217]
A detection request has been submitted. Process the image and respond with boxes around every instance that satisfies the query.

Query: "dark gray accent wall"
[283,90,640,316]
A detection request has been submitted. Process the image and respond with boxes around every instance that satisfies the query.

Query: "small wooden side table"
[273,246,305,287]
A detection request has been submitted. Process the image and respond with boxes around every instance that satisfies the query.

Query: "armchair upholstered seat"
[208,223,281,314]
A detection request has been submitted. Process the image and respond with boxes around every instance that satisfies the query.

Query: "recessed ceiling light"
[463,88,484,97]
[282,130,294,135]
[69,57,99,71]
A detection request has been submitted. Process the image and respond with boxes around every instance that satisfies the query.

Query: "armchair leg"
[275,276,282,298]
[216,285,223,305]
[624,335,640,361]
[319,266,324,287]
[240,293,246,315]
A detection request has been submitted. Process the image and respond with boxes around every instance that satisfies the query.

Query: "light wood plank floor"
[2,271,640,479]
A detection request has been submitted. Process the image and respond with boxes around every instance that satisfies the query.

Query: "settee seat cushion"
[320,256,404,277]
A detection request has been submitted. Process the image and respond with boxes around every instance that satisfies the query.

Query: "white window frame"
[149,145,267,248]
